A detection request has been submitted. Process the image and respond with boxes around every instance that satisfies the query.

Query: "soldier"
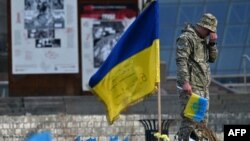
[176,13,218,141]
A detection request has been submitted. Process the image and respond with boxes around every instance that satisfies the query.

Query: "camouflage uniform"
[176,13,218,141]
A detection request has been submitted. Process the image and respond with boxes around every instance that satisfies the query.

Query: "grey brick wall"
[1,94,250,140]
[0,113,228,141]
[0,114,153,141]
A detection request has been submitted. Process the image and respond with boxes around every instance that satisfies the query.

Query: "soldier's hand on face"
[209,32,217,43]
[182,82,192,95]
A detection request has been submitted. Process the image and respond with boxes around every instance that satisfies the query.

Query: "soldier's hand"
[209,32,217,43]
[182,82,192,95]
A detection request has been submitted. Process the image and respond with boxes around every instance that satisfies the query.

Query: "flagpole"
[144,2,161,137]
[157,82,162,141]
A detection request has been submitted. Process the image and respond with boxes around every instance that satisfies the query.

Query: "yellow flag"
[89,1,160,124]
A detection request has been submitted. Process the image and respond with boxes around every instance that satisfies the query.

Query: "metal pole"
[158,82,162,141]
[243,54,250,93]
[243,57,247,92]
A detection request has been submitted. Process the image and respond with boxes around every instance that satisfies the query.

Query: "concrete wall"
[0,94,250,140]
[0,113,227,141]
[0,114,147,141]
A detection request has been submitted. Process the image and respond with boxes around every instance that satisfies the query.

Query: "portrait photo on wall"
[93,21,125,68]
[80,3,138,90]
[11,0,79,74]
[24,0,65,29]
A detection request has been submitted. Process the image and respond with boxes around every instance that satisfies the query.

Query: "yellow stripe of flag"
[89,1,160,124]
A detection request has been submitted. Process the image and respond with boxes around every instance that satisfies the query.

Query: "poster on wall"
[81,4,138,91]
[11,0,79,74]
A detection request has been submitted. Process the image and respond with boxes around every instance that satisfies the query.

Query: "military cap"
[197,13,217,32]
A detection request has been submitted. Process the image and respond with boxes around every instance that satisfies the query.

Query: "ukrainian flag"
[184,93,208,122]
[89,0,160,124]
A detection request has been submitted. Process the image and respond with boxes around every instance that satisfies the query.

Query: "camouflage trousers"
[176,87,209,141]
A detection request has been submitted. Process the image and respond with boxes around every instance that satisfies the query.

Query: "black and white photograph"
[93,21,124,68]
[28,29,55,39]
[25,0,53,29]
[35,38,61,48]
[24,0,65,29]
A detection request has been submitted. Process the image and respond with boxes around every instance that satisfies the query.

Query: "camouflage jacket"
[176,25,218,90]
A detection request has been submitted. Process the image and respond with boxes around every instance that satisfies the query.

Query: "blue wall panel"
[223,25,249,46]
[159,0,250,76]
